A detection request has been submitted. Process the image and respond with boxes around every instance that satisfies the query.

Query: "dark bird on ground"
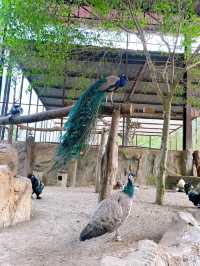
[184,182,200,208]
[27,174,44,199]
[80,173,135,242]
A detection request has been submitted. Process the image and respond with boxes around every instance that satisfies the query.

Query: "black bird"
[7,103,23,121]
[184,182,200,208]
[27,174,44,199]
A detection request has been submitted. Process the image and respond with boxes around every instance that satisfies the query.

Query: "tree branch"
[127,0,164,101]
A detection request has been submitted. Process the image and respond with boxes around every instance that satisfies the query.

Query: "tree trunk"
[95,128,108,193]
[99,109,120,202]
[156,96,172,205]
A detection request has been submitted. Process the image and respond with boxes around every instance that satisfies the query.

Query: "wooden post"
[95,128,108,193]
[183,71,193,175]
[68,160,78,187]
[25,135,35,175]
[124,117,131,146]
[99,108,120,201]
[7,125,13,144]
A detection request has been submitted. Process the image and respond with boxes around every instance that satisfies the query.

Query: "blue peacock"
[55,74,128,167]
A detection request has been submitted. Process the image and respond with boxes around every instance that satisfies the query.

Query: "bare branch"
[171,17,182,84]
[187,43,200,66]
[186,60,200,71]
[127,0,164,100]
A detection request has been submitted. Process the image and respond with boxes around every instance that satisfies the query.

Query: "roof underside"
[16,45,200,135]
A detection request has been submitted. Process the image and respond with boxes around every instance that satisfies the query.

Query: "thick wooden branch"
[0,104,133,126]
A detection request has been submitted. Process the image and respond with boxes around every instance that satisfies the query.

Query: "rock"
[101,256,127,266]
[124,240,169,266]
[0,144,18,176]
[160,211,200,247]
[0,165,32,229]
[12,176,32,224]
[159,211,200,265]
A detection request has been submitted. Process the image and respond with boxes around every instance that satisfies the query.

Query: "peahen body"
[184,182,200,207]
[55,74,127,167]
[80,173,135,241]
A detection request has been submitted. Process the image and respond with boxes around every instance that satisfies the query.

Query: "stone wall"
[15,142,186,186]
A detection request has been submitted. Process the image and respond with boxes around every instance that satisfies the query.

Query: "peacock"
[55,74,128,167]
[79,173,135,241]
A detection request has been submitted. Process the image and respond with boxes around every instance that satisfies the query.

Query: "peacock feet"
[113,229,122,241]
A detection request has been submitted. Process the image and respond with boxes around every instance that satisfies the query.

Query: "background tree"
[86,0,200,204]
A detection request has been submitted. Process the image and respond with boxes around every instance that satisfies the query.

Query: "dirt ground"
[0,186,199,266]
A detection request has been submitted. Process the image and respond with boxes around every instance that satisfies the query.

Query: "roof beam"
[125,61,148,102]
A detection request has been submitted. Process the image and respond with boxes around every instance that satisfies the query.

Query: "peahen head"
[122,173,135,198]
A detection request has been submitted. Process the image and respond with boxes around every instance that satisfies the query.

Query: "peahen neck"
[122,178,134,198]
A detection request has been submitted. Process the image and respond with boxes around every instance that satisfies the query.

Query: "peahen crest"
[54,75,127,168]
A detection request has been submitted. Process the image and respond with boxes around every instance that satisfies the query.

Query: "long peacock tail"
[54,75,128,168]
[55,78,107,167]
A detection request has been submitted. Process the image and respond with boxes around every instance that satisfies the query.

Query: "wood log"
[0,104,133,125]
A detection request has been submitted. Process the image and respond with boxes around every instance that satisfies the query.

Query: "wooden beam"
[18,124,63,132]
[0,103,134,125]
[125,61,148,102]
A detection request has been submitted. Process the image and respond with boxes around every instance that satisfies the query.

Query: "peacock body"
[55,74,127,167]
[80,173,135,241]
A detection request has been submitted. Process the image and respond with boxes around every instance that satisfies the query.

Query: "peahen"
[80,173,135,241]
[184,182,200,207]
[55,74,127,167]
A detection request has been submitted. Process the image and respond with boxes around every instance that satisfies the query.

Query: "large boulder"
[0,165,32,229]
[0,144,18,176]
[100,212,200,266]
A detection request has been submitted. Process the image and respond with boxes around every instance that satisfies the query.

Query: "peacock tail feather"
[55,78,107,167]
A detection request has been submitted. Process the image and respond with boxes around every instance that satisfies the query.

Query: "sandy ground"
[0,186,199,266]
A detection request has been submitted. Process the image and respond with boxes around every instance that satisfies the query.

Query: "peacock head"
[122,172,136,198]
[116,74,128,88]
[102,74,128,92]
